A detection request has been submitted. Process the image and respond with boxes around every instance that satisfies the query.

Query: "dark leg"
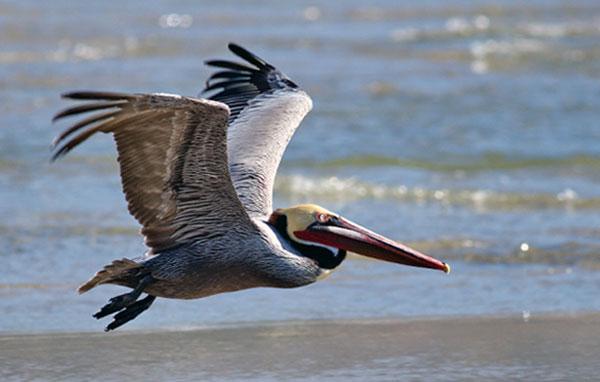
[93,274,154,322]
[105,294,156,332]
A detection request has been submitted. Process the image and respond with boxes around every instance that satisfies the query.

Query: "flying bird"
[52,43,450,331]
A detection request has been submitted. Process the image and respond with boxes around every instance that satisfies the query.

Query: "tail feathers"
[78,258,141,294]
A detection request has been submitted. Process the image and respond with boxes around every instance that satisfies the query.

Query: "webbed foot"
[105,294,156,332]
[92,274,156,331]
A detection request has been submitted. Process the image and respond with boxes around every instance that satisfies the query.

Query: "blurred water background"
[1,0,599,333]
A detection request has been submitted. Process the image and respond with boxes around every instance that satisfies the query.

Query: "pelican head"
[269,204,450,273]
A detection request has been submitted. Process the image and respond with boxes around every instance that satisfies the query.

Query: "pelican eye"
[316,213,330,223]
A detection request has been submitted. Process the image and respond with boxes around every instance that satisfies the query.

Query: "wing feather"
[203,43,299,124]
[53,91,255,252]
[202,43,312,216]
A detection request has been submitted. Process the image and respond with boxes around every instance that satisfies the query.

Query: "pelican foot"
[105,294,156,332]
[93,292,138,319]
[92,274,155,322]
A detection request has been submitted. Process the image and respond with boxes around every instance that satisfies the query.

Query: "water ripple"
[289,153,600,172]
[275,174,600,210]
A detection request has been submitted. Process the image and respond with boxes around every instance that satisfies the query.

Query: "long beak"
[294,217,450,273]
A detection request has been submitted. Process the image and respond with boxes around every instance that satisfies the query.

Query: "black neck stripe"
[270,214,346,270]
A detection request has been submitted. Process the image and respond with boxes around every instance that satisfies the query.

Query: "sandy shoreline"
[2,313,600,381]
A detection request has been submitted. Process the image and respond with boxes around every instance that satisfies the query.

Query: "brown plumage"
[53,92,252,253]
[52,44,449,332]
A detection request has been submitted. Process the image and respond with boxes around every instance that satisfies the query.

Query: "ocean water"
[1,0,600,334]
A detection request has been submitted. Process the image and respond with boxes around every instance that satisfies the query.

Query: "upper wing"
[52,91,256,253]
[203,43,313,217]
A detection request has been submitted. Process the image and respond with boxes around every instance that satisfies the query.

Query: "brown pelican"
[52,43,450,331]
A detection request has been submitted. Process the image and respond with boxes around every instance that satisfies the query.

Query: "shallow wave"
[274,174,599,210]
[289,154,600,172]
[380,8,600,43]
[518,19,600,38]
[388,17,600,43]
[382,13,600,73]
[350,4,600,23]
[411,239,600,269]
[0,37,179,64]
[388,15,493,42]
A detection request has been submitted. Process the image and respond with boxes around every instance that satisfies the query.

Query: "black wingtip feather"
[204,79,253,92]
[52,110,118,148]
[202,43,299,122]
[204,60,256,73]
[50,145,68,162]
[52,100,127,122]
[61,91,133,101]
[227,43,274,71]
[52,92,129,161]
[208,71,252,80]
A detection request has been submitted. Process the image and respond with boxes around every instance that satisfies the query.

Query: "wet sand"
[2,314,599,381]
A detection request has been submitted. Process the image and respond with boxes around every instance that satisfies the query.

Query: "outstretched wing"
[52,91,256,253]
[203,43,313,217]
